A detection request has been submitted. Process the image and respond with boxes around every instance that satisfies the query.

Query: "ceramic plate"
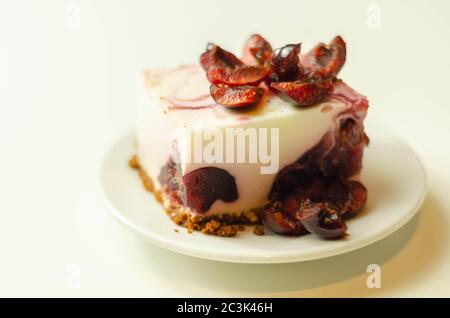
[100,124,426,263]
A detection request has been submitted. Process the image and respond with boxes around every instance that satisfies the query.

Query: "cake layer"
[137,65,368,215]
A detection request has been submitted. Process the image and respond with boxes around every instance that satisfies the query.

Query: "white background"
[0,0,449,297]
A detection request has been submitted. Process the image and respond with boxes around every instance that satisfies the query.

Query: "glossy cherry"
[241,34,273,66]
[262,195,308,236]
[302,35,346,79]
[268,43,303,82]
[210,84,263,108]
[207,65,269,86]
[200,44,243,71]
[297,200,347,239]
[270,79,334,106]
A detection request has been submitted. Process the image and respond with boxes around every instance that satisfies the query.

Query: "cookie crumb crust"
[253,225,265,236]
[130,155,264,237]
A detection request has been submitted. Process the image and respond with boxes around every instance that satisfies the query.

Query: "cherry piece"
[210,84,263,108]
[241,34,273,66]
[183,167,238,213]
[324,119,369,179]
[200,44,243,71]
[158,158,184,205]
[341,181,367,218]
[262,195,308,236]
[268,44,303,82]
[207,65,269,86]
[303,35,346,79]
[338,118,368,148]
[263,209,306,236]
[270,79,334,106]
[298,200,347,239]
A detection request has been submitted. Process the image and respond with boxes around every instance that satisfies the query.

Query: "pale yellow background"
[0,0,449,297]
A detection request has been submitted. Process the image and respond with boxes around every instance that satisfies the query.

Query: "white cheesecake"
[136,65,367,212]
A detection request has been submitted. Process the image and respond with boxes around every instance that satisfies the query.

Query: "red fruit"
[303,35,346,79]
[297,200,347,239]
[326,119,368,179]
[339,118,368,148]
[210,84,263,108]
[207,65,269,86]
[183,167,238,213]
[270,79,334,106]
[341,181,367,218]
[262,198,308,236]
[200,44,243,71]
[268,43,303,82]
[263,210,306,236]
[158,158,184,205]
[241,34,273,66]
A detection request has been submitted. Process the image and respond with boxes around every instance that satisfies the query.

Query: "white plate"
[100,124,427,264]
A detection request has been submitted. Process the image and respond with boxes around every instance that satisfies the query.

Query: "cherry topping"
[200,44,243,71]
[207,65,269,86]
[302,35,346,79]
[270,79,334,107]
[241,34,273,66]
[183,167,238,213]
[210,84,263,108]
[297,200,347,239]
[268,44,303,82]
[200,35,349,108]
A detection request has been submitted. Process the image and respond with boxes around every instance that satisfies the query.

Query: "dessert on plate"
[131,34,369,238]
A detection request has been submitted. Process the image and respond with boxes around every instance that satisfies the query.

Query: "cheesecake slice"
[133,35,369,238]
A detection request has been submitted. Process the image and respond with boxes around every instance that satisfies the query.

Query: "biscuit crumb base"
[130,155,264,238]
[253,225,265,236]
